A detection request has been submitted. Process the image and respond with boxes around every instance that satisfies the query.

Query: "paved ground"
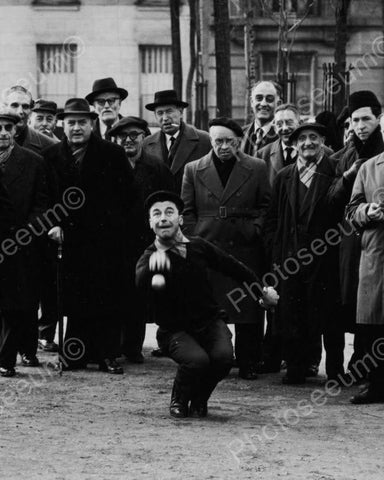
[0,327,383,480]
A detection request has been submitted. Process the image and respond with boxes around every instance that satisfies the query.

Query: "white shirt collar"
[254,120,273,137]
[165,129,180,149]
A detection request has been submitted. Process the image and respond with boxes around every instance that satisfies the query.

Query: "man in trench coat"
[44,98,138,374]
[181,117,271,380]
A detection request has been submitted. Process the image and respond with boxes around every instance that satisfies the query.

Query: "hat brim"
[144,190,184,214]
[32,108,57,115]
[289,124,327,143]
[145,100,189,111]
[0,114,20,124]
[85,87,128,104]
[57,111,99,120]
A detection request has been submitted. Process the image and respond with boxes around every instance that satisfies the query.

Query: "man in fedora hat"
[143,89,211,194]
[109,115,174,363]
[3,85,56,154]
[86,77,128,141]
[0,105,49,376]
[29,99,60,142]
[43,98,139,374]
[264,122,344,385]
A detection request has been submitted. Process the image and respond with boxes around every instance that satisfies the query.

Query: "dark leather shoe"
[189,401,208,418]
[0,366,16,377]
[21,355,40,367]
[305,365,319,377]
[282,374,306,385]
[38,339,59,353]
[125,353,144,364]
[350,388,384,404]
[239,368,258,380]
[99,359,123,374]
[170,402,188,418]
[151,348,168,358]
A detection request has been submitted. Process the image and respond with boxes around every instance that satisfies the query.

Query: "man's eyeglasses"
[214,137,237,147]
[0,124,14,132]
[94,97,120,107]
[117,131,144,142]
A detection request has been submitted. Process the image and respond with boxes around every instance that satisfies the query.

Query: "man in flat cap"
[181,117,271,380]
[241,81,280,157]
[29,99,60,142]
[143,89,211,194]
[86,77,128,141]
[110,116,174,363]
[0,105,49,376]
[136,190,278,417]
[328,90,384,382]
[3,85,56,154]
[43,98,138,374]
[264,123,344,385]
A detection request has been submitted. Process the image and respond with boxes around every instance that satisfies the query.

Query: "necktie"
[285,146,294,165]
[251,128,264,155]
[167,136,176,166]
[105,124,112,141]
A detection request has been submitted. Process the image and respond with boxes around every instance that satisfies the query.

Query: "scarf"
[155,229,190,259]
[297,154,323,189]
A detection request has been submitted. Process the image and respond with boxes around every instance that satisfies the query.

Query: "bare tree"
[185,0,197,123]
[170,0,183,98]
[333,0,351,115]
[213,0,232,117]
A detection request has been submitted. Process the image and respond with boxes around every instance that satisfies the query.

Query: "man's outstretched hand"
[149,250,171,272]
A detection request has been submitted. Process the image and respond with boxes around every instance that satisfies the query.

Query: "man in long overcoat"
[328,91,384,378]
[44,98,137,373]
[182,117,271,380]
[346,151,384,403]
[264,123,344,384]
[0,107,49,376]
[143,90,211,194]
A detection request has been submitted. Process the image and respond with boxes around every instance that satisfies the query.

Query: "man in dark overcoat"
[264,123,344,384]
[110,115,174,363]
[143,90,211,194]
[182,118,271,380]
[328,91,384,379]
[44,98,137,374]
[0,107,49,376]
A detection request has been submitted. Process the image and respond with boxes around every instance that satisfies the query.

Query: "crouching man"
[136,190,278,418]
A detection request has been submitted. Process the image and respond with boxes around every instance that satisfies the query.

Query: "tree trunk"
[170,0,183,98]
[213,0,232,117]
[333,0,351,116]
[186,0,197,124]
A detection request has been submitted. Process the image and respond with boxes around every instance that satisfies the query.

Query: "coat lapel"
[220,152,253,204]
[171,124,198,175]
[269,140,284,179]
[285,164,298,226]
[196,153,223,200]
[145,131,163,161]
[3,144,26,188]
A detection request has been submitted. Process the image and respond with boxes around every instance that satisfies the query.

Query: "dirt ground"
[1,327,383,480]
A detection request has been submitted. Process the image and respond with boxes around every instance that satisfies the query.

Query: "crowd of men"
[0,76,383,418]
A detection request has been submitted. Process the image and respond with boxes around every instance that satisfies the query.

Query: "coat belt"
[197,207,259,219]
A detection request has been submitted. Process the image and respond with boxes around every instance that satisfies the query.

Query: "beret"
[145,190,184,214]
[209,117,243,137]
[109,116,151,137]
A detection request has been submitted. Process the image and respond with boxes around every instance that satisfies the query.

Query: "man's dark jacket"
[44,134,138,316]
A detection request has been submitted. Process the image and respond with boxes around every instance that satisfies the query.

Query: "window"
[139,45,173,124]
[270,0,319,16]
[260,52,315,116]
[36,44,78,106]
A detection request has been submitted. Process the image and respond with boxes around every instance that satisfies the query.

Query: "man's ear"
[179,215,184,226]
[149,215,154,230]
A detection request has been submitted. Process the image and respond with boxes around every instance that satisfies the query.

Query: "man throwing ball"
[136,191,278,418]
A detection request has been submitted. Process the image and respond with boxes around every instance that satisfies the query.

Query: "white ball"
[152,274,166,290]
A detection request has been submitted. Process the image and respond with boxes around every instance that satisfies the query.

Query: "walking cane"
[56,236,64,376]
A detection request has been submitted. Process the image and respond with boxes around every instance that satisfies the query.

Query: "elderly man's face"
[5,91,32,131]
[351,107,379,142]
[29,111,57,137]
[296,129,324,163]
[251,82,278,126]
[116,126,145,159]
[93,91,121,126]
[209,125,240,161]
[63,115,93,147]
[275,109,300,144]
[0,120,16,151]
[154,104,182,136]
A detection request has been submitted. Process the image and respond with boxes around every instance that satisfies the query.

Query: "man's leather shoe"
[350,388,384,404]
[0,366,16,377]
[305,365,319,377]
[151,348,168,358]
[21,355,40,367]
[170,402,188,418]
[282,374,306,385]
[125,353,144,364]
[189,401,208,418]
[38,339,59,353]
[239,368,258,380]
[99,359,123,374]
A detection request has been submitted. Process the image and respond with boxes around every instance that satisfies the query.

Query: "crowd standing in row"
[0,76,383,418]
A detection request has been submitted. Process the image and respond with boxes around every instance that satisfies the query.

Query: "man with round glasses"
[109,116,174,363]
[86,77,128,141]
